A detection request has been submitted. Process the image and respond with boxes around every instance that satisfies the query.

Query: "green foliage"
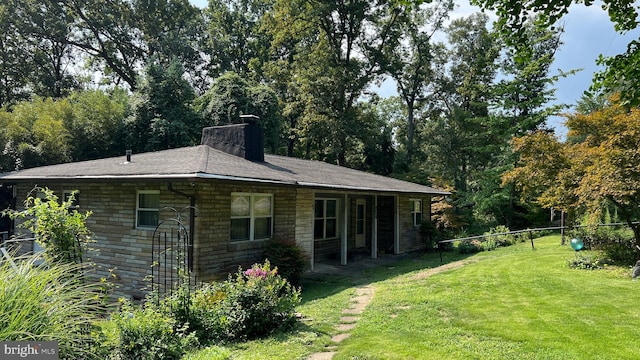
[0,254,105,359]
[209,261,300,342]
[4,187,92,264]
[420,221,441,252]
[457,239,483,254]
[108,300,196,360]
[484,225,518,247]
[263,238,309,286]
[196,72,284,153]
[567,254,604,270]
[165,261,301,344]
[569,226,638,266]
[473,0,640,106]
[126,59,202,152]
[481,237,498,251]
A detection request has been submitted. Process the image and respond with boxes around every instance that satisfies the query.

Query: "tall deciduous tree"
[385,0,453,163]
[267,0,409,166]
[472,0,640,107]
[126,60,201,152]
[0,0,32,107]
[424,13,501,194]
[480,19,564,227]
[206,0,272,81]
[17,0,78,99]
[504,96,640,243]
[196,72,283,154]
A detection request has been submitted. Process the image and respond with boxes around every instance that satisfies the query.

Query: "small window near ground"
[411,199,422,227]
[230,193,273,242]
[315,199,338,239]
[137,191,160,228]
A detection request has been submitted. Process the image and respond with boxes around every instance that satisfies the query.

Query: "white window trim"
[136,190,160,229]
[314,198,339,240]
[230,192,274,242]
[410,199,423,227]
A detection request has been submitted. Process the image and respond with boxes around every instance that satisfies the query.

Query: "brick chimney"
[200,115,264,162]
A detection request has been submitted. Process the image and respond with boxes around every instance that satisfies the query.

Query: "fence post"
[529,230,535,250]
[438,241,443,263]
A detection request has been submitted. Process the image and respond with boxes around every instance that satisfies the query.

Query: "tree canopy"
[472,0,640,106]
[504,96,640,242]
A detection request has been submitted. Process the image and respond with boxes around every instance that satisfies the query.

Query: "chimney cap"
[239,114,260,124]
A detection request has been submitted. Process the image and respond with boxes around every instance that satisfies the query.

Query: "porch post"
[372,195,378,259]
[341,194,348,266]
[394,195,400,254]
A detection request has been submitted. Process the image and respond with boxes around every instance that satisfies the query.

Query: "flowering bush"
[169,260,301,344]
[214,260,301,341]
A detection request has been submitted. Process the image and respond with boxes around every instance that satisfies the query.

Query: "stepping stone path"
[305,259,472,359]
[306,284,375,360]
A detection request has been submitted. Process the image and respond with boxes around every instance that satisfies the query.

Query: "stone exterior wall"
[294,188,314,269]
[194,181,299,281]
[11,180,308,298]
[397,194,431,253]
[10,181,433,298]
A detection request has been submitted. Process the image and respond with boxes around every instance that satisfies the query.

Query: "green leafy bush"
[569,226,638,265]
[567,254,604,270]
[0,254,105,359]
[484,225,516,247]
[166,260,301,345]
[457,239,483,254]
[263,238,309,285]
[108,300,196,360]
[207,261,300,342]
[420,221,442,253]
[4,187,93,264]
[482,237,498,251]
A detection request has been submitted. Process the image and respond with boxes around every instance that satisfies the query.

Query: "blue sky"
[189,0,638,135]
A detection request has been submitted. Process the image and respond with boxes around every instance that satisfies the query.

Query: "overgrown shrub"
[0,254,105,359]
[457,239,483,254]
[167,260,301,344]
[484,225,516,247]
[567,254,604,270]
[569,226,638,265]
[420,221,440,252]
[211,261,301,342]
[108,300,196,360]
[263,238,309,285]
[3,187,93,264]
[482,237,498,251]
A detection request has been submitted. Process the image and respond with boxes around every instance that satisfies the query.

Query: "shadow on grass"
[298,250,473,305]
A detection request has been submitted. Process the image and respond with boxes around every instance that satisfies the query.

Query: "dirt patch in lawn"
[412,259,476,280]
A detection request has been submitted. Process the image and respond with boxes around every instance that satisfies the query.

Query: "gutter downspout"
[167,182,196,272]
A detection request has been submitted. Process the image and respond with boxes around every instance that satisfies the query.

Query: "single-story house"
[0,121,449,297]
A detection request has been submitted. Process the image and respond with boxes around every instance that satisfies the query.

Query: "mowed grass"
[337,236,640,360]
[188,235,640,359]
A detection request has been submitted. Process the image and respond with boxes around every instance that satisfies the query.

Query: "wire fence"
[436,222,639,262]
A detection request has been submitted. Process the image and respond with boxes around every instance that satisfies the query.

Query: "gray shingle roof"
[0,145,449,195]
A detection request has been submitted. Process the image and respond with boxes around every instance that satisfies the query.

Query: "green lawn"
[188,235,640,359]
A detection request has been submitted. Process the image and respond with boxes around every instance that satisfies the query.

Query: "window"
[411,199,423,226]
[230,193,273,241]
[137,191,160,228]
[314,199,337,239]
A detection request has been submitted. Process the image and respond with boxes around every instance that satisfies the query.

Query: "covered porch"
[312,193,399,268]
